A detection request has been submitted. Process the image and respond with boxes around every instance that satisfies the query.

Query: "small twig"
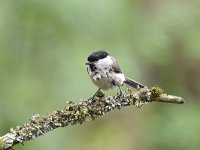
[0,86,184,150]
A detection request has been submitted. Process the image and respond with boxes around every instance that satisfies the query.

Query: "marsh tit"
[86,50,145,98]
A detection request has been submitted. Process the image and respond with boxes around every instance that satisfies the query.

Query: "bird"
[86,50,145,98]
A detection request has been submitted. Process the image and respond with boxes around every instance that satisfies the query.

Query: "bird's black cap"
[87,50,109,62]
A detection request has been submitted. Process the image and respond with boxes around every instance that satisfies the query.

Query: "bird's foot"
[96,90,105,98]
[91,89,105,100]
[118,90,125,98]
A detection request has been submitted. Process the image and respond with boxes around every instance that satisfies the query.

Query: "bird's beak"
[85,62,91,65]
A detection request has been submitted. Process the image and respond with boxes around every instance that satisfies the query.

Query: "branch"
[0,86,184,150]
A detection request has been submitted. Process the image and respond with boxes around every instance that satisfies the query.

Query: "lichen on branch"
[0,87,184,150]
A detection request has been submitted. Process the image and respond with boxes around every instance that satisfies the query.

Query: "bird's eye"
[89,64,96,71]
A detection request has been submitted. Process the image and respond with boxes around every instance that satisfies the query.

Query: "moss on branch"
[0,87,184,150]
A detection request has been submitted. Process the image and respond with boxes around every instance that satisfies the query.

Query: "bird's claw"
[118,90,124,97]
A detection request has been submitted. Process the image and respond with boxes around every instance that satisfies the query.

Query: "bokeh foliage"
[0,0,200,150]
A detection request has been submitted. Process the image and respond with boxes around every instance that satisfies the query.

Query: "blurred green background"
[0,0,200,150]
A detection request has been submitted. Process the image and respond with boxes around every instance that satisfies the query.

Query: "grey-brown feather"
[110,56,122,73]
[124,77,145,88]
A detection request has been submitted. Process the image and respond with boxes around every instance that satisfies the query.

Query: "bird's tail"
[123,77,145,89]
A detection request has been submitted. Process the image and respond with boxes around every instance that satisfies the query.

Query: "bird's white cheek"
[97,56,113,69]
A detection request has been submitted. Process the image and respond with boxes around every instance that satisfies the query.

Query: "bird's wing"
[110,56,122,73]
